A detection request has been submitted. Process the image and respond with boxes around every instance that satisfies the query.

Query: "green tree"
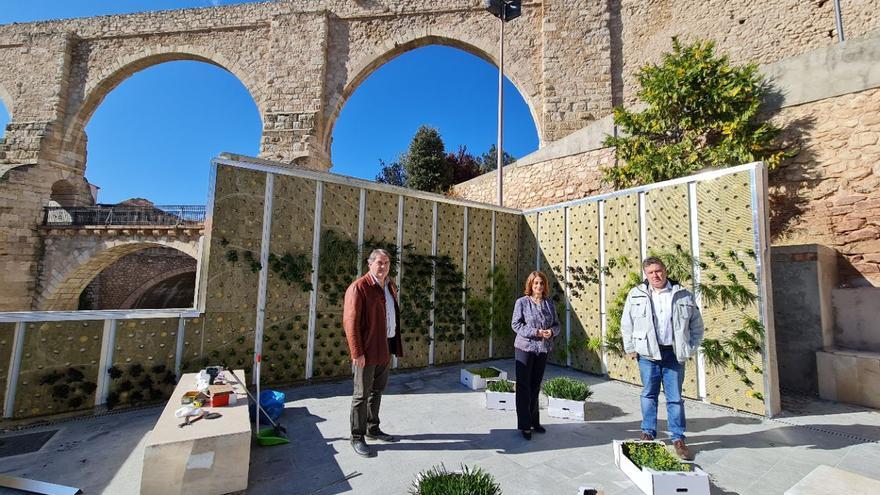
[478,144,516,172]
[375,158,406,186]
[403,125,452,193]
[602,38,787,189]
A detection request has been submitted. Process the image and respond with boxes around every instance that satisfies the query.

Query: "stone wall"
[615,0,880,106]
[451,147,614,210]
[79,247,196,310]
[771,87,880,286]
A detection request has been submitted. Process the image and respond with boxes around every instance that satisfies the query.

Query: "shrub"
[541,377,593,401]
[486,380,514,393]
[622,441,692,472]
[410,464,501,495]
[467,367,501,379]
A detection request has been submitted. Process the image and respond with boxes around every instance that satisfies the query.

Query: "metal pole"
[496,16,504,207]
[833,0,845,43]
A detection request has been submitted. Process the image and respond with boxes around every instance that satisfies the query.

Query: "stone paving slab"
[1,359,879,494]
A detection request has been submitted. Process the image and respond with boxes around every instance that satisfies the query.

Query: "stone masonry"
[1,1,878,310]
[0,0,610,310]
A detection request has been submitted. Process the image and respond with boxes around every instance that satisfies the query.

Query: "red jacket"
[343,273,404,365]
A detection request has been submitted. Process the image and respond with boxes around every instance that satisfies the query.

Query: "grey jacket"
[511,296,561,354]
[620,280,705,363]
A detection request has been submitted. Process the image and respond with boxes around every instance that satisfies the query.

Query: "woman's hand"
[539,329,552,339]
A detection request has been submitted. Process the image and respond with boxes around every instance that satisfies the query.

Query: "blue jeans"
[637,348,686,441]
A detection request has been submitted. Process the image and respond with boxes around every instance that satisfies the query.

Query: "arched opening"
[69,56,261,205]
[0,84,10,147]
[79,247,197,310]
[329,42,539,181]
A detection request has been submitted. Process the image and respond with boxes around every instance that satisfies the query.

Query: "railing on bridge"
[43,205,206,227]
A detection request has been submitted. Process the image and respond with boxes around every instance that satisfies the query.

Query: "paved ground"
[1,359,879,494]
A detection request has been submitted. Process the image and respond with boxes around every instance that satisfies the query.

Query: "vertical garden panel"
[0,322,16,411]
[398,197,434,368]
[315,183,360,379]
[434,203,465,365]
[697,172,764,414]
[363,190,399,261]
[465,208,493,361]
[602,193,642,385]
[492,212,520,359]
[537,208,567,365]
[107,318,179,410]
[519,214,538,291]
[181,316,206,373]
[262,175,316,384]
[567,202,603,374]
[645,184,698,399]
[202,165,265,378]
[14,320,103,418]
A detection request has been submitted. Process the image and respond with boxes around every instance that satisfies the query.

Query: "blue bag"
[248,389,285,424]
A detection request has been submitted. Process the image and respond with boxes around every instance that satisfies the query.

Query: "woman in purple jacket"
[511,271,561,439]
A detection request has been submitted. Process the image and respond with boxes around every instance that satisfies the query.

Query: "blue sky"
[0,0,538,205]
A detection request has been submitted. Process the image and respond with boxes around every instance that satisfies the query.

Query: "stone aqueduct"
[1,0,879,311]
[0,0,611,311]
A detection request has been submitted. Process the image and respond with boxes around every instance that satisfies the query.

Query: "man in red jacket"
[344,248,404,457]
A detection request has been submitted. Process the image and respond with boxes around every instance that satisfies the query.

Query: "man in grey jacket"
[621,257,704,460]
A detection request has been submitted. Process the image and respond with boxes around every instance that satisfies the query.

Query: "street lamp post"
[485,0,521,207]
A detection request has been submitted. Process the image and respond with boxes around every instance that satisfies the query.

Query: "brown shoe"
[673,439,693,460]
[639,432,654,441]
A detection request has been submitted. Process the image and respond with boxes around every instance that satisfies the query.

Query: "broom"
[225,361,289,445]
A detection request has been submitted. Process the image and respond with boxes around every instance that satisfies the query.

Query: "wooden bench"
[141,369,251,495]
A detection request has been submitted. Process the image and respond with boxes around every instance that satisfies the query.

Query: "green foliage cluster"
[318,230,359,307]
[106,363,176,410]
[40,367,97,410]
[410,464,501,495]
[603,39,788,189]
[404,126,452,193]
[263,321,308,383]
[622,442,693,472]
[541,376,593,401]
[399,247,434,345]
[467,367,502,379]
[433,255,466,342]
[486,379,515,393]
[222,236,313,290]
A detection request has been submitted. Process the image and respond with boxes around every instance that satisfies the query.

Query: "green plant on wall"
[318,229,359,307]
[433,255,466,342]
[602,38,789,189]
[222,237,313,290]
[40,367,97,410]
[489,266,514,338]
[105,363,176,410]
[399,246,434,345]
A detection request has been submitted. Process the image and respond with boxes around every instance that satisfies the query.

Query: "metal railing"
[43,205,206,227]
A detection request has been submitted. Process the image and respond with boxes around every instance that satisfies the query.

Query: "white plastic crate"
[460,367,507,390]
[485,389,516,411]
[612,440,709,495]
[547,397,586,420]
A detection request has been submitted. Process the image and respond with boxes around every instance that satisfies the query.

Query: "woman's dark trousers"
[515,348,548,430]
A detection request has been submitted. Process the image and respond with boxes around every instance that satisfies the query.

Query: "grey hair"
[367,248,392,264]
[642,256,666,270]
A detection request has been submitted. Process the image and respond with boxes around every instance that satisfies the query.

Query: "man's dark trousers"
[351,362,390,440]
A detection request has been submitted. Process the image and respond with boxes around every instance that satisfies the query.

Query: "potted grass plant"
[460,366,508,390]
[410,464,501,495]
[613,440,709,495]
[484,379,516,411]
[541,376,592,420]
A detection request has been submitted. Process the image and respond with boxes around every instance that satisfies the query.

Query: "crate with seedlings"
[460,366,508,390]
[410,464,501,495]
[613,440,709,495]
[485,379,516,411]
[542,376,593,420]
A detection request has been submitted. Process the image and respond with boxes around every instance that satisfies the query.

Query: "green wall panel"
[492,212,520,359]
[465,208,492,361]
[107,318,179,409]
[398,197,433,369]
[602,194,641,386]
[567,203,603,374]
[265,175,315,315]
[0,323,16,413]
[537,209,567,365]
[434,203,465,365]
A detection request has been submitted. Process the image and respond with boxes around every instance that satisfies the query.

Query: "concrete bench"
[141,369,251,495]
[817,349,880,409]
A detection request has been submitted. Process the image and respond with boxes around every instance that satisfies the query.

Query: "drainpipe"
[833,0,845,43]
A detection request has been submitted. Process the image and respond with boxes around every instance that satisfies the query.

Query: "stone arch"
[119,266,197,309]
[0,82,12,121]
[321,33,542,156]
[39,239,199,311]
[61,45,264,169]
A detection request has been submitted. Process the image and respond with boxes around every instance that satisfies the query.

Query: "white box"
[460,367,508,390]
[612,440,709,495]
[547,397,586,420]
[485,390,516,411]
